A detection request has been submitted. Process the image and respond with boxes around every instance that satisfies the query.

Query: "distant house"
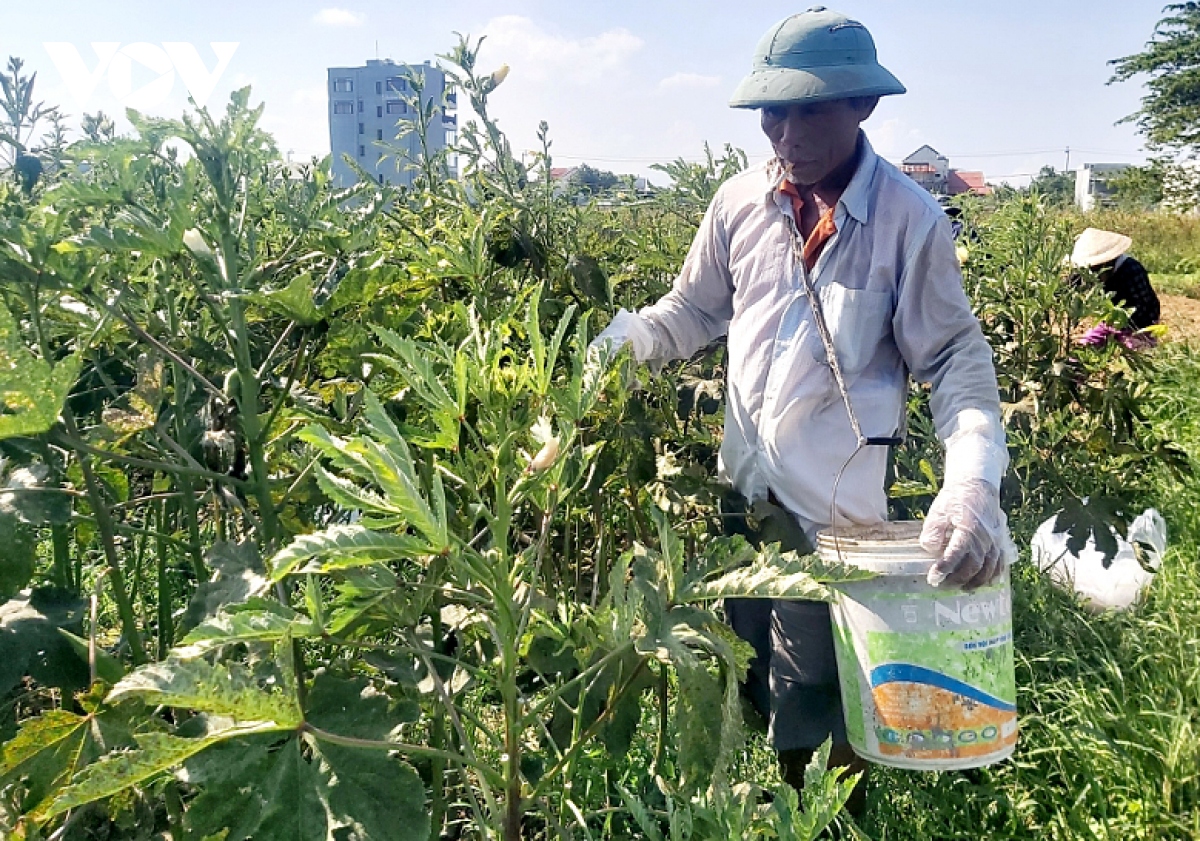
[946,170,991,196]
[900,145,950,193]
[1074,163,1130,211]
[900,145,992,196]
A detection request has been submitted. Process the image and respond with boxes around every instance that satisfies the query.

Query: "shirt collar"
[764,131,878,226]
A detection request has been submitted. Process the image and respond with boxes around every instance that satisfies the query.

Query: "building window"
[386,100,406,115]
[333,77,353,92]
[375,81,382,94]
[376,128,383,140]
[376,105,383,118]
[357,100,363,113]
[333,100,354,114]
[358,122,364,135]
[358,144,365,157]
[387,77,406,92]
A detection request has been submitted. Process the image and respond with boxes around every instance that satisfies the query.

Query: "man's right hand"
[588,308,655,362]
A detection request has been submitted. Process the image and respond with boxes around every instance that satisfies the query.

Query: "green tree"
[571,162,620,195]
[1028,165,1076,205]
[1109,2,1200,155]
[1107,157,1169,208]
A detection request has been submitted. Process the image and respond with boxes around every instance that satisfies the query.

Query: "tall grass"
[859,344,1200,840]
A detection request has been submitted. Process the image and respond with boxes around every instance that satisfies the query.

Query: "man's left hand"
[920,478,1016,589]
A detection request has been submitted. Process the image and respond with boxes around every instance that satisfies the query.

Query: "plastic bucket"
[819,521,1018,770]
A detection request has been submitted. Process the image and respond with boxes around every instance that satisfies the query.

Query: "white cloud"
[866,116,925,162]
[657,72,721,92]
[478,16,643,84]
[312,7,365,27]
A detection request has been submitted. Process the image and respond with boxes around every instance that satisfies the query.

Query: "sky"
[0,1,1172,187]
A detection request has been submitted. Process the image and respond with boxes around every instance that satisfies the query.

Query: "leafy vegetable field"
[2,41,1198,840]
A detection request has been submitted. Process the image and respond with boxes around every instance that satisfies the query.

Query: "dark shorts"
[720,492,847,751]
[725,597,847,752]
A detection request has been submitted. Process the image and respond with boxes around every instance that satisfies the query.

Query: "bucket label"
[865,627,1017,760]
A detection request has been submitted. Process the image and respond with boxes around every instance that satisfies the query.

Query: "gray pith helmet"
[729,6,906,109]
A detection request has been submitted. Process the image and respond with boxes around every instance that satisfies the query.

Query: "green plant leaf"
[304,393,449,548]
[680,545,876,603]
[0,463,72,526]
[370,329,462,424]
[674,657,724,796]
[182,731,428,841]
[180,598,321,653]
[304,671,419,740]
[56,628,126,684]
[0,710,93,815]
[41,728,271,820]
[315,742,430,841]
[568,254,611,305]
[0,589,90,695]
[107,658,302,727]
[0,298,81,440]
[181,541,269,632]
[268,524,431,581]
[768,738,861,841]
[251,272,325,325]
[188,736,328,841]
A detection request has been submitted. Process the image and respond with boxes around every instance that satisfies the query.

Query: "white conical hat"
[1069,228,1132,268]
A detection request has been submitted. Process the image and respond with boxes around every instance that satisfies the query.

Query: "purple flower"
[1077,323,1120,347]
[1075,322,1158,351]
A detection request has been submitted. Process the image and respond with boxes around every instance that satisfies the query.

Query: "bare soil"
[1162,294,1200,344]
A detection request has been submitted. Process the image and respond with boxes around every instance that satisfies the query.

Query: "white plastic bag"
[1031,508,1167,611]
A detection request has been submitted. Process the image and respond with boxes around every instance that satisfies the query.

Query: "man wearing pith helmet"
[593,7,1015,806]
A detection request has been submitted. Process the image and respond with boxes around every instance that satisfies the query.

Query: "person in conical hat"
[590,7,1014,808]
[1070,228,1160,330]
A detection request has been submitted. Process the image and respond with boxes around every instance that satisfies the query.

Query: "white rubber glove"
[921,410,1017,589]
[588,308,656,363]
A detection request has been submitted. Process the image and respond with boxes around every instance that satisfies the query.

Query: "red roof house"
[946,169,993,196]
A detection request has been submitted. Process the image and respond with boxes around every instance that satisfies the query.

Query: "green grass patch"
[1154,272,1200,300]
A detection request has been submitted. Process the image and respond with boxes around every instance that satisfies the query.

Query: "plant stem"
[94,298,225,401]
[61,406,145,664]
[166,290,210,581]
[302,723,501,784]
[51,524,73,591]
[228,296,281,549]
[429,599,447,841]
[257,330,310,448]
[49,429,246,487]
[531,659,649,800]
[156,499,173,659]
[654,665,668,777]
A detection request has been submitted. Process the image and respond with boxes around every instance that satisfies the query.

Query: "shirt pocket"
[811,282,893,378]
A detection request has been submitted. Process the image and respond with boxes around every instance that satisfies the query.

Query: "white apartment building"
[327,58,457,188]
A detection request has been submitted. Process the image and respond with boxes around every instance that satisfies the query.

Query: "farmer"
[590,7,1015,804]
[1069,227,1161,331]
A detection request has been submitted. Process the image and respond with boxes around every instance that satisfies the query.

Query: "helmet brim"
[729,64,906,109]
